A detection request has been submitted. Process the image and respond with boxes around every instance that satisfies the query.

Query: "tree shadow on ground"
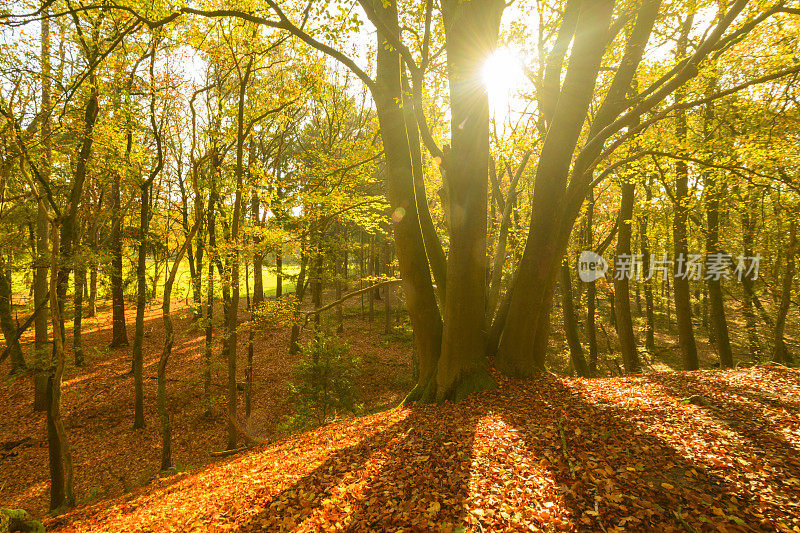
[239,402,483,532]
[496,373,792,531]
[641,370,800,473]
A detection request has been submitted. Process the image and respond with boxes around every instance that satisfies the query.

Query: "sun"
[482,47,526,120]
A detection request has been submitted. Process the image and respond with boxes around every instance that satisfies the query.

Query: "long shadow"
[239,402,483,532]
[497,373,792,531]
[641,371,800,473]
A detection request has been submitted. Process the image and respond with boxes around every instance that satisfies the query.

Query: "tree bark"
[72,263,85,367]
[702,97,733,368]
[371,0,443,403]
[639,180,655,351]
[109,170,129,348]
[131,180,151,429]
[613,179,641,373]
[434,0,503,401]
[0,257,25,373]
[497,0,615,377]
[34,5,51,409]
[671,15,699,370]
[773,220,796,365]
[560,261,589,377]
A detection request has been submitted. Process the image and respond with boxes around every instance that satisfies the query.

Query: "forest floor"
[1,292,799,531]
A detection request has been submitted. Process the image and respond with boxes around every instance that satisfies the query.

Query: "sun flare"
[482,47,526,120]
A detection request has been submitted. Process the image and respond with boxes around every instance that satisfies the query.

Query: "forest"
[0,0,799,531]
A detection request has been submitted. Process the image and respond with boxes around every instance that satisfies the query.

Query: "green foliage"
[283,331,363,430]
[0,509,44,533]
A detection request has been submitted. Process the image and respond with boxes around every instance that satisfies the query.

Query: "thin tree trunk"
[586,189,599,375]
[741,186,761,358]
[110,170,128,348]
[0,256,25,373]
[252,190,264,304]
[672,16,699,370]
[773,220,796,365]
[560,261,589,376]
[614,179,641,373]
[34,3,51,409]
[131,180,151,429]
[703,100,733,367]
[384,242,392,335]
[224,48,254,451]
[639,180,655,351]
[47,223,75,509]
[72,263,85,366]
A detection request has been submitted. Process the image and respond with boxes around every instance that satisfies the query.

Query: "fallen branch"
[302,279,402,327]
[556,417,576,479]
[0,290,49,365]
[210,446,250,457]
[672,505,698,533]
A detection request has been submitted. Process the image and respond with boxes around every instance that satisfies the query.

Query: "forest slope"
[41,366,800,532]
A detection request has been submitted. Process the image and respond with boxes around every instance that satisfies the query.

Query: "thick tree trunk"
[434,0,503,401]
[497,0,615,377]
[613,179,641,373]
[372,0,443,403]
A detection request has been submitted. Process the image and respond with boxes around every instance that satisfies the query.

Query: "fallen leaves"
[10,366,792,531]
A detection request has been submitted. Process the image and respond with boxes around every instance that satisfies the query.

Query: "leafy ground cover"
[34,365,800,532]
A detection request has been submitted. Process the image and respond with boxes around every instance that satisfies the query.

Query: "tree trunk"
[47,223,75,509]
[34,4,51,409]
[252,191,264,304]
[496,0,615,377]
[585,190,599,376]
[204,189,215,415]
[741,186,761,358]
[275,247,283,298]
[773,220,796,365]
[434,0,503,401]
[131,181,150,429]
[372,0,443,403]
[110,170,129,348]
[672,16,699,371]
[613,179,641,373]
[72,264,85,366]
[560,261,589,377]
[224,51,253,451]
[0,257,25,373]
[384,242,392,335]
[639,181,655,351]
